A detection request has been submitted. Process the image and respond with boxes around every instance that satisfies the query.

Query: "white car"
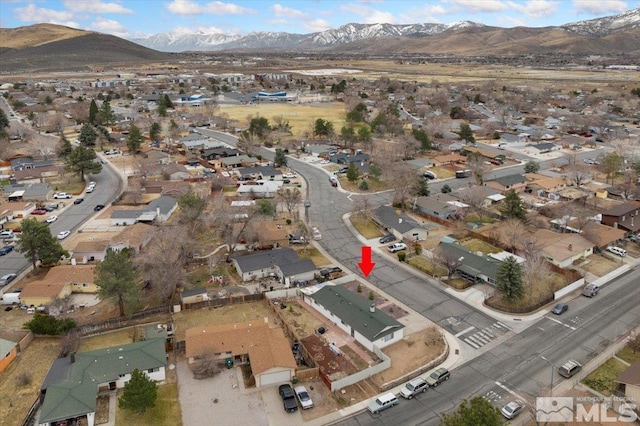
[53,192,72,199]
[387,242,407,253]
[501,400,524,419]
[312,227,322,240]
[283,172,297,179]
[46,215,58,223]
[294,386,314,409]
[57,230,70,240]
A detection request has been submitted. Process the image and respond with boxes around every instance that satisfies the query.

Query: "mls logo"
[536,397,574,422]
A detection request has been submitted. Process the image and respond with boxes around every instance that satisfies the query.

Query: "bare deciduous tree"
[434,246,464,279]
[352,195,373,220]
[277,187,302,219]
[503,218,525,252]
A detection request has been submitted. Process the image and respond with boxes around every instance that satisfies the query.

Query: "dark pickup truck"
[279,384,298,413]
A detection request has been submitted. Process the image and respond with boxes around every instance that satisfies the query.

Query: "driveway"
[177,358,299,426]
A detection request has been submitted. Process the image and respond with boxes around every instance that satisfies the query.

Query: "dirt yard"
[0,337,61,426]
[370,327,446,388]
[173,300,275,341]
[278,300,326,338]
[580,253,622,277]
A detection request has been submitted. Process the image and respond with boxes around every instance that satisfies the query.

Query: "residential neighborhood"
[1,16,640,426]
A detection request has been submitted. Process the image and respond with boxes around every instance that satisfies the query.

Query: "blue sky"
[0,0,638,39]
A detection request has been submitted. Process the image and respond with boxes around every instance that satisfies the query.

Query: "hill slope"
[0,25,178,73]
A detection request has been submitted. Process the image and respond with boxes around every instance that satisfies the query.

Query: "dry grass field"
[0,338,61,426]
[218,102,347,138]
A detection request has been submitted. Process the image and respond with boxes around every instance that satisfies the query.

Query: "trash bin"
[225,358,233,369]
[292,377,298,384]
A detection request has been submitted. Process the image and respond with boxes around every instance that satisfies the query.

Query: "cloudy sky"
[0,0,638,39]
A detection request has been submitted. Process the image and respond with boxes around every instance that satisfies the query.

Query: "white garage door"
[259,369,292,387]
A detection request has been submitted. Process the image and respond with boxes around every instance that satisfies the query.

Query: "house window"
[119,374,126,378]
[622,215,626,221]
[148,367,159,373]
[382,333,394,342]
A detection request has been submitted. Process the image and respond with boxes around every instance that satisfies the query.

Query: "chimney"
[370,304,375,313]
[70,352,76,363]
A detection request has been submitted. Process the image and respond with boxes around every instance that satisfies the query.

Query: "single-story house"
[525,173,566,194]
[485,174,527,194]
[455,185,503,208]
[236,180,283,198]
[143,180,190,196]
[185,322,296,387]
[13,165,60,183]
[329,152,370,166]
[20,265,97,308]
[2,183,53,202]
[302,284,404,351]
[0,338,18,373]
[0,201,36,219]
[305,143,336,156]
[71,240,110,263]
[109,223,156,254]
[202,147,240,160]
[161,163,191,180]
[614,358,640,405]
[415,197,458,219]
[11,157,55,171]
[220,155,260,169]
[144,149,171,165]
[232,247,317,286]
[238,165,282,181]
[110,196,178,225]
[601,202,640,233]
[531,229,593,268]
[437,240,502,286]
[433,153,466,166]
[180,287,210,305]
[373,205,432,242]
[528,142,560,153]
[39,337,167,426]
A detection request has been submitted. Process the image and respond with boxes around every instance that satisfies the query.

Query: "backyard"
[0,337,61,426]
[349,215,384,240]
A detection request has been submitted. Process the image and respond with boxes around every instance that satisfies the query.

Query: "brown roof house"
[20,265,97,308]
[185,321,296,387]
[109,222,157,254]
[71,240,110,263]
[485,174,527,194]
[614,358,640,409]
[601,202,640,233]
[531,229,593,268]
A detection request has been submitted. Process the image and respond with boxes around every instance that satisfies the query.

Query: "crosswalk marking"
[461,322,511,349]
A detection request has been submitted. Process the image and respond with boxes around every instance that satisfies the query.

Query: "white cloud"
[572,0,629,15]
[166,0,255,15]
[14,3,75,23]
[507,0,559,18]
[445,0,509,13]
[398,5,448,24]
[339,4,398,24]
[271,4,308,19]
[304,18,333,32]
[503,16,528,26]
[62,0,133,14]
[90,17,128,37]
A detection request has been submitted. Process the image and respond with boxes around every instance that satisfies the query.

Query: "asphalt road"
[337,267,640,426]
[0,159,123,291]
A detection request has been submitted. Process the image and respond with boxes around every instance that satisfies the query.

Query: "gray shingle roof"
[310,286,403,342]
[374,205,423,234]
[487,174,526,187]
[438,241,501,282]
[233,248,316,277]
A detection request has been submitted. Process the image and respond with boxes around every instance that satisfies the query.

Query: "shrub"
[16,372,32,387]
[357,284,362,293]
[397,252,406,262]
[368,290,375,301]
[286,219,292,225]
[24,314,76,335]
[358,180,369,190]
[414,244,422,255]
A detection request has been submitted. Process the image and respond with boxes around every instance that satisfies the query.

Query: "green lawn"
[115,383,182,426]
[582,358,627,396]
[407,256,447,277]
[617,344,640,364]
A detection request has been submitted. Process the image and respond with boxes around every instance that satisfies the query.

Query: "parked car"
[312,227,322,240]
[31,209,47,215]
[0,245,15,256]
[423,171,437,180]
[425,367,450,387]
[558,359,582,378]
[46,215,58,223]
[0,230,14,239]
[551,302,568,315]
[367,392,399,414]
[73,198,84,205]
[400,377,428,399]
[86,186,94,193]
[294,385,314,409]
[278,384,298,413]
[289,234,305,244]
[582,284,599,297]
[94,204,105,211]
[387,242,407,253]
[53,192,72,199]
[379,234,396,244]
[0,273,17,287]
[501,400,524,419]
[57,230,71,240]
[329,176,338,187]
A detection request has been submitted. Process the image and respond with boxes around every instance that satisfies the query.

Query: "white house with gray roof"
[373,205,433,242]
[303,284,404,351]
[110,196,178,226]
[232,247,317,286]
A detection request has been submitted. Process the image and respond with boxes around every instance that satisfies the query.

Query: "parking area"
[176,358,302,426]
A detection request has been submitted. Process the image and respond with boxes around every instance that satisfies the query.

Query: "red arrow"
[357,246,376,277]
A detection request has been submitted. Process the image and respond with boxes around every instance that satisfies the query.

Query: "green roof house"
[305,285,404,351]
[38,337,167,426]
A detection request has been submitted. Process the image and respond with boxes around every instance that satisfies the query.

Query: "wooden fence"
[181,293,264,310]
[76,305,171,336]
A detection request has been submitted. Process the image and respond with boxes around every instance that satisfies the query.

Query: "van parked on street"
[367,392,399,414]
[606,246,626,257]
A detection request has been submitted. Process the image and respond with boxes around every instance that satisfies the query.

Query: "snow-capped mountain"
[130,10,639,52]
[562,8,640,36]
